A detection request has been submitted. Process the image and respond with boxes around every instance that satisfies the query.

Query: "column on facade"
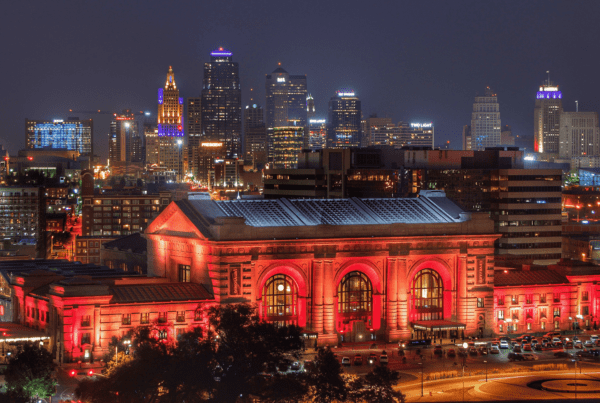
[323,260,335,335]
[93,306,101,350]
[312,260,324,334]
[458,255,468,324]
[397,259,409,336]
[386,258,398,332]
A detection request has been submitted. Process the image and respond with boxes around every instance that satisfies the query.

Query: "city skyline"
[3,1,600,161]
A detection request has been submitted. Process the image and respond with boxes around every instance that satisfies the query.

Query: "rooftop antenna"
[547,71,550,86]
[576,100,579,112]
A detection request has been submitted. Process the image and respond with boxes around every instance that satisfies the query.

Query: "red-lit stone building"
[145,191,499,344]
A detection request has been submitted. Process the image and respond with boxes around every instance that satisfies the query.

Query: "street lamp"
[462,342,468,402]
[418,362,423,397]
[483,360,488,382]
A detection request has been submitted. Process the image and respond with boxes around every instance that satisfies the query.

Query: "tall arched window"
[338,271,373,317]
[262,274,297,326]
[411,269,443,321]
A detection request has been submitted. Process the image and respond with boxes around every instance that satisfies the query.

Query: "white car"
[490,345,500,354]
[591,335,599,343]
[584,340,594,347]
[500,340,509,349]
[341,357,350,366]
[522,353,538,361]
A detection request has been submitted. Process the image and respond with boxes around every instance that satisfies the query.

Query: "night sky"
[3,0,600,161]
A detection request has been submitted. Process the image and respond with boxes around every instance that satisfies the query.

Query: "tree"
[206,303,304,402]
[307,347,347,403]
[4,344,57,402]
[359,364,405,403]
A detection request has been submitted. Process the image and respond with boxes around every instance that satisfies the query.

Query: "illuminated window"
[540,294,546,303]
[499,324,503,332]
[262,274,298,326]
[553,307,560,317]
[194,309,202,322]
[541,321,546,330]
[411,269,443,321]
[158,330,167,340]
[140,313,149,324]
[176,311,185,322]
[477,298,484,308]
[158,312,167,323]
[511,295,518,305]
[122,314,131,325]
[527,322,532,331]
[498,310,504,319]
[81,315,91,327]
[554,320,560,330]
[179,265,191,283]
[497,295,504,306]
[526,295,533,304]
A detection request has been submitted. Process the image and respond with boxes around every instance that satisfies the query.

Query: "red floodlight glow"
[88,370,93,376]
[70,369,76,377]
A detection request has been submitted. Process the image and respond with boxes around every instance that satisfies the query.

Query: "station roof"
[494,269,568,287]
[184,191,468,228]
[110,282,212,304]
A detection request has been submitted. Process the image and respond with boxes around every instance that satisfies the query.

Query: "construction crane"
[67,109,151,116]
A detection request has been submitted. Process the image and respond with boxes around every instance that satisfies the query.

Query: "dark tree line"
[75,304,404,403]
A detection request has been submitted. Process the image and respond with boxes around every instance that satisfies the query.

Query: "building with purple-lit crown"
[534,77,563,154]
[157,66,185,176]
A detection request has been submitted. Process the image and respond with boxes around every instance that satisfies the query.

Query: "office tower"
[157,66,185,176]
[470,87,501,150]
[243,104,267,168]
[145,127,159,166]
[26,118,93,155]
[559,111,600,159]
[308,119,327,150]
[187,98,202,178]
[500,125,515,146]
[108,110,138,165]
[462,125,471,150]
[364,116,393,146]
[327,89,362,148]
[392,123,434,148]
[265,65,308,129]
[272,125,305,169]
[307,94,316,120]
[534,77,563,154]
[201,48,242,159]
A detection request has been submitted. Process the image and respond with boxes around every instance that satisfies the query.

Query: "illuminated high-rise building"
[308,118,327,150]
[470,87,501,150]
[187,97,202,177]
[108,110,139,165]
[201,48,242,159]
[559,111,600,159]
[157,66,185,176]
[272,125,305,169]
[26,118,93,155]
[534,75,563,154]
[307,94,316,120]
[243,104,267,167]
[327,89,362,148]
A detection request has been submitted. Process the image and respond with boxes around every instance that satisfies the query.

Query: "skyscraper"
[265,65,308,130]
[26,118,93,155]
[187,97,202,177]
[327,89,362,148]
[470,87,501,150]
[108,110,138,165]
[201,48,242,159]
[272,125,305,169]
[307,94,316,120]
[243,104,267,167]
[157,66,185,176]
[534,76,563,154]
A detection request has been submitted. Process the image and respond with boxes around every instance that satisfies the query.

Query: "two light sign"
[410,123,433,128]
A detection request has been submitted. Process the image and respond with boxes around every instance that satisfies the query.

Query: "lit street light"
[462,342,468,402]
[418,362,423,397]
[484,360,487,382]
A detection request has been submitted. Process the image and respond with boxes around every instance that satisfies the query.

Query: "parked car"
[478,346,488,355]
[564,341,574,349]
[291,361,301,371]
[523,343,532,351]
[575,341,584,349]
[353,354,363,366]
[499,336,511,342]
[508,352,525,361]
[522,353,538,361]
[514,345,522,352]
[590,335,599,343]
[380,354,388,365]
[522,334,532,342]
[533,344,543,351]
[554,351,572,358]
[490,345,500,354]
[341,357,351,367]
[545,332,561,339]
[447,348,456,357]
[530,339,539,346]
[552,337,563,347]
[573,336,580,343]
[584,340,595,348]
[368,353,378,365]
[500,340,509,349]
[434,345,443,355]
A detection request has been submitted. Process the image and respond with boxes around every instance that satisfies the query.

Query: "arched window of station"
[411,268,443,321]
[337,271,373,331]
[262,274,298,326]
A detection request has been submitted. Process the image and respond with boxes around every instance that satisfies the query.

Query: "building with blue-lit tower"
[25,118,93,156]
[201,48,242,159]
